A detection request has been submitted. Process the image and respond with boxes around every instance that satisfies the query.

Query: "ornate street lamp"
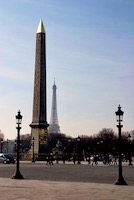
[76,136,81,164]
[0,140,3,153]
[32,137,35,163]
[6,139,9,153]
[127,134,133,165]
[114,105,127,185]
[67,138,71,158]
[12,110,24,179]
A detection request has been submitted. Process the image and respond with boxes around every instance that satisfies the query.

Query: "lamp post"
[127,134,133,165]
[6,139,9,153]
[12,110,24,179]
[76,136,81,164]
[67,139,71,160]
[114,105,127,185]
[0,140,3,153]
[32,137,35,163]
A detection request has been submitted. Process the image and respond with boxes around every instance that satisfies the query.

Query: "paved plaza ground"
[0,161,133,200]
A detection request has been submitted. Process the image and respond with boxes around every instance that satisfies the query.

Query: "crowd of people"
[44,152,133,166]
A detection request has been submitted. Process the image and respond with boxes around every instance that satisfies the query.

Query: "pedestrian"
[92,155,98,165]
[46,153,54,165]
[87,155,91,164]
[113,156,118,165]
[46,154,50,165]
[50,153,54,165]
[62,153,66,164]
[73,153,76,165]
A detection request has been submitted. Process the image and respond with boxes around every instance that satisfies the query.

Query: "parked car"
[0,153,15,164]
[0,156,8,164]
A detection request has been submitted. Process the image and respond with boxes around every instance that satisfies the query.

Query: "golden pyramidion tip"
[36,20,45,33]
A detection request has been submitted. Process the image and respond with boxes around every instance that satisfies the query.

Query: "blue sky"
[0,0,134,139]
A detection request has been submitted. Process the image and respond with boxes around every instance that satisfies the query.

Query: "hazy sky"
[0,0,134,139]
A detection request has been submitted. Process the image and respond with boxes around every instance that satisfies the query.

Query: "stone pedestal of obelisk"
[30,20,49,156]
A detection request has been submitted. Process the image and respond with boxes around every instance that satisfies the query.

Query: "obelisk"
[30,20,49,155]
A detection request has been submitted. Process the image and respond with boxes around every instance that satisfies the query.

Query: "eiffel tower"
[48,80,60,134]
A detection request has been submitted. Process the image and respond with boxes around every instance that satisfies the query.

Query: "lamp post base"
[114,176,127,185]
[12,171,24,179]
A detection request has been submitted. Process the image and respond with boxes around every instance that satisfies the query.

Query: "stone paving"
[0,161,133,200]
[0,178,134,200]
